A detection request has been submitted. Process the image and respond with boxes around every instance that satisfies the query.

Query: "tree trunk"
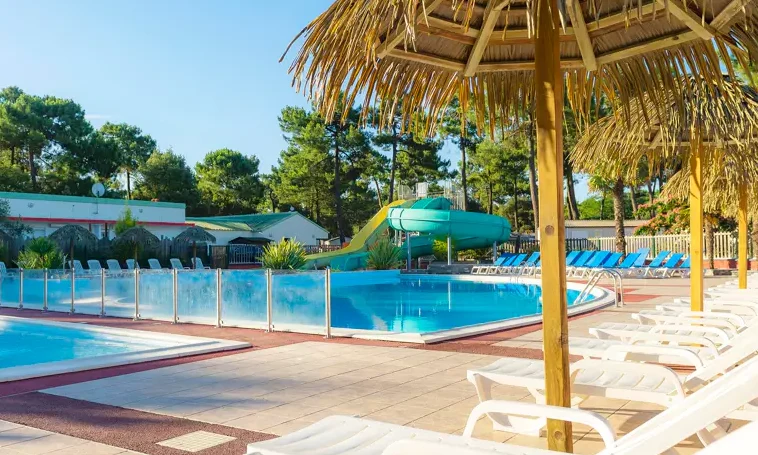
[565,163,580,220]
[527,115,539,231]
[513,177,520,233]
[705,216,715,269]
[612,178,626,254]
[314,188,321,225]
[460,138,468,211]
[333,131,346,244]
[374,178,383,208]
[629,185,638,218]
[388,124,398,203]
[28,149,37,191]
[646,180,655,205]
[599,193,606,221]
[488,182,493,215]
[752,219,758,260]
[126,170,132,200]
[10,147,15,166]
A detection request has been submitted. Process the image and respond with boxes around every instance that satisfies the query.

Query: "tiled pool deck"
[0,276,738,454]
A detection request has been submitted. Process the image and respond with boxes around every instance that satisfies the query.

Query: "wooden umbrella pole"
[739,181,748,289]
[690,128,704,311]
[535,0,572,451]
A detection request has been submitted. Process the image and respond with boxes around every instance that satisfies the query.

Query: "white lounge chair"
[106,259,122,271]
[467,329,758,438]
[192,257,210,269]
[589,322,732,346]
[148,258,162,270]
[125,259,139,270]
[87,260,102,271]
[567,334,719,368]
[247,355,758,455]
[170,258,188,269]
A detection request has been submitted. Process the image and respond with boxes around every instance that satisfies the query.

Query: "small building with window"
[0,191,187,239]
[187,212,329,246]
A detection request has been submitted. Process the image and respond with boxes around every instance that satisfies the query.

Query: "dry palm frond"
[283,0,758,136]
[572,76,758,183]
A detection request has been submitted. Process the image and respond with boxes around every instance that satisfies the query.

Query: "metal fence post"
[133,269,140,320]
[42,269,48,311]
[18,269,24,309]
[446,236,453,266]
[172,269,179,323]
[216,268,222,328]
[100,268,106,317]
[406,234,412,271]
[325,268,332,339]
[493,242,498,262]
[266,269,273,332]
[70,269,75,314]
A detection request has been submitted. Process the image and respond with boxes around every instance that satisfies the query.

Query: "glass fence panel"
[0,271,21,307]
[271,270,326,330]
[138,270,174,321]
[73,271,103,315]
[46,270,73,313]
[177,270,217,325]
[21,270,46,310]
[103,270,136,318]
[221,269,267,328]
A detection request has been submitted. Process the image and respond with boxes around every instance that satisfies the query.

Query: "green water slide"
[304,197,511,271]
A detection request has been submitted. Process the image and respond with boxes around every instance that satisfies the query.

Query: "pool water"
[331,278,583,333]
[0,271,589,335]
[0,318,184,368]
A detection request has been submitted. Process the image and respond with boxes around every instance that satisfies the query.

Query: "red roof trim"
[17,217,192,227]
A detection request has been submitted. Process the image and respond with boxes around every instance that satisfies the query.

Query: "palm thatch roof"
[114,226,160,250]
[284,0,758,135]
[572,76,758,180]
[662,161,758,217]
[174,226,216,244]
[48,225,98,250]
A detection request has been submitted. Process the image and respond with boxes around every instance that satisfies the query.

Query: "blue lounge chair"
[633,248,650,266]
[640,251,671,277]
[471,254,509,275]
[670,256,691,278]
[504,252,540,274]
[600,252,623,268]
[564,251,581,266]
[651,253,685,278]
[496,253,527,274]
[571,251,611,277]
[567,251,594,272]
[613,252,641,276]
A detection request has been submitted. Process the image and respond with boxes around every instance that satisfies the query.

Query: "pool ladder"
[574,269,624,307]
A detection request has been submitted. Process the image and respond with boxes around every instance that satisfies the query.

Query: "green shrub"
[261,238,307,270]
[114,208,138,235]
[432,237,457,262]
[16,237,66,269]
[366,237,403,270]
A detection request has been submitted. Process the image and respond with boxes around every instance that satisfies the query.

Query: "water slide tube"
[387,206,512,255]
[303,199,413,270]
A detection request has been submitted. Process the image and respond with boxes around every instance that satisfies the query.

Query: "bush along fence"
[501,232,746,260]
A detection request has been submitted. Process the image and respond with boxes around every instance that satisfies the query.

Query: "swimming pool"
[0,270,612,343]
[0,316,248,382]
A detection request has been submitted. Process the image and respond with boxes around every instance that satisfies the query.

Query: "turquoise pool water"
[0,318,184,368]
[0,271,585,334]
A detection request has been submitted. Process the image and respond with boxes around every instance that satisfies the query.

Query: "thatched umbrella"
[574,77,758,298]
[114,226,160,264]
[284,1,758,449]
[49,225,98,266]
[174,226,216,269]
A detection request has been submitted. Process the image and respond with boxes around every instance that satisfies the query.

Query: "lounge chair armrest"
[647,324,731,345]
[627,331,718,351]
[462,400,616,448]
[571,359,687,399]
[602,344,706,368]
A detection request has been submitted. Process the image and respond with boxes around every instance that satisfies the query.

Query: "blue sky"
[0,0,588,200]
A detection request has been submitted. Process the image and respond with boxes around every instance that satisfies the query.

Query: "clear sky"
[0,0,588,200]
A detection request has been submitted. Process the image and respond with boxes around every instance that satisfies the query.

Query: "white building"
[564,219,649,239]
[0,191,187,239]
[187,212,329,245]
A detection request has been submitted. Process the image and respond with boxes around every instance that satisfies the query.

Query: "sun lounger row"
[64,258,210,271]
[247,281,758,453]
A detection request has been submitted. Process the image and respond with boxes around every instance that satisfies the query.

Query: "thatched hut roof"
[572,76,758,179]
[49,225,98,250]
[284,0,758,135]
[174,226,216,244]
[114,226,160,250]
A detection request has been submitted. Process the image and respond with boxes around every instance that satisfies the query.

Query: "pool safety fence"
[0,268,336,337]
